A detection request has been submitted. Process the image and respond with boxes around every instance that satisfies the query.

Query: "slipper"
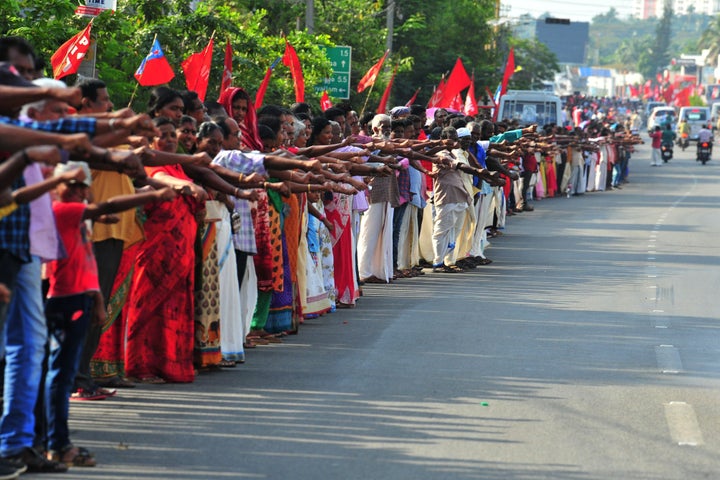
[49,445,96,468]
[70,389,107,401]
[217,359,236,368]
[96,387,117,397]
[361,276,387,284]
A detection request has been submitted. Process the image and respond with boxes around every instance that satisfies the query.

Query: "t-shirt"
[90,170,144,247]
[47,202,99,297]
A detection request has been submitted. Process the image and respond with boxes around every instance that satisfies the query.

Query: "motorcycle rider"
[677,118,690,150]
[697,122,713,158]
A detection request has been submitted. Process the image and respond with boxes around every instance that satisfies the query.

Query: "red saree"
[124,165,198,383]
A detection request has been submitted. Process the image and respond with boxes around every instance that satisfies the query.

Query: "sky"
[502,0,635,22]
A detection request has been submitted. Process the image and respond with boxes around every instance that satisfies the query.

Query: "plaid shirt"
[1,116,97,135]
[0,117,97,263]
[212,150,267,254]
[0,176,31,263]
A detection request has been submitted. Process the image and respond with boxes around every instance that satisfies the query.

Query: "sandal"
[49,445,96,467]
[217,359,236,368]
[70,388,107,401]
[4,447,67,473]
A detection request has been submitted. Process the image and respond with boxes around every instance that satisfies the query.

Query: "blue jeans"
[0,256,47,456]
[45,294,92,451]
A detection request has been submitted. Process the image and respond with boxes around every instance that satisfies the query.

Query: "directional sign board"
[315,46,352,99]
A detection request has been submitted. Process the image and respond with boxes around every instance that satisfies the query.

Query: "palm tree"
[698,14,720,67]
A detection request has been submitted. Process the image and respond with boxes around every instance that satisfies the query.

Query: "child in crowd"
[42,161,175,467]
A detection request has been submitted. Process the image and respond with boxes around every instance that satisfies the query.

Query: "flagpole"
[128,33,157,109]
[359,81,376,119]
[127,83,139,109]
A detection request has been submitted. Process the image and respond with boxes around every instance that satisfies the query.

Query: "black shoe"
[2,448,67,473]
[0,464,20,480]
[0,459,22,479]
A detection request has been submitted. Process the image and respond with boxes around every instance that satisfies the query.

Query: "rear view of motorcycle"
[697,141,712,165]
[661,142,673,162]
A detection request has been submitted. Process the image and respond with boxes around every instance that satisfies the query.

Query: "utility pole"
[386,0,394,54]
[306,0,314,34]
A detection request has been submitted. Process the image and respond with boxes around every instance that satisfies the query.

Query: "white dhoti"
[397,204,419,270]
[357,202,394,282]
[432,202,467,266]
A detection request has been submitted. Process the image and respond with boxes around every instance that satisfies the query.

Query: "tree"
[698,14,720,67]
[2,0,334,108]
[639,0,673,78]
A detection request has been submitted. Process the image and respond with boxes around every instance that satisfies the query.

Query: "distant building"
[635,0,720,18]
[535,18,589,65]
[512,14,536,40]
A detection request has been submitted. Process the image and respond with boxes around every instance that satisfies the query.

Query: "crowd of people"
[0,34,645,477]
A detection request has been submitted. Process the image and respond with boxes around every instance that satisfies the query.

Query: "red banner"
[50,21,93,79]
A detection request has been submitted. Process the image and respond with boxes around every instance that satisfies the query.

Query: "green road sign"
[315,46,352,99]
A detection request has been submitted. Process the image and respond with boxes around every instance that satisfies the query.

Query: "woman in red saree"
[124,118,207,383]
[308,118,359,308]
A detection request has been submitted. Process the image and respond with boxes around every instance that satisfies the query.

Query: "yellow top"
[89,170,144,247]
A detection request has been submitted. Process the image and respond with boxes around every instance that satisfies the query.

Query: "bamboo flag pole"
[359,81,377,119]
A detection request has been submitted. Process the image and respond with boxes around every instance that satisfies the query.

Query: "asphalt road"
[32,139,720,479]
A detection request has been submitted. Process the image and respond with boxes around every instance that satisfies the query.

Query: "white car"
[647,106,676,134]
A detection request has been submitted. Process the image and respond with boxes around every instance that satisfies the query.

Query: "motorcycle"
[677,133,689,151]
[697,141,712,165]
[661,141,673,162]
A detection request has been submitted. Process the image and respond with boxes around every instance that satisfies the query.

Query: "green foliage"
[2,0,333,109]
[1,0,535,114]
[589,6,711,72]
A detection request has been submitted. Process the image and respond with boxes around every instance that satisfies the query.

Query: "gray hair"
[20,77,68,117]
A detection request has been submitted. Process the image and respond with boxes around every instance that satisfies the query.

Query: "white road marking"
[655,345,682,374]
[665,402,704,446]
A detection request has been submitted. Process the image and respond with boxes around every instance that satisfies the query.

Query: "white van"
[496,90,563,128]
[678,106,710,141]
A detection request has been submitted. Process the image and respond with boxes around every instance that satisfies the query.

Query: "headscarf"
[218,86,263,152]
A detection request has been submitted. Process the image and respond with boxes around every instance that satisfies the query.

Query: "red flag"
[358,50,389,93]
[463,75,478,116]
[181,38,214,102]
[134,39,175,87]
[449,93,463,112]
[674,86,692,107]
[320,90,333,111]
[255,57,281,109]
[50,21,93,80]
[629,85,639,98]
[427,77,446,108]
[405,87,421,107]
[282,40,305,103]
[662,83,674,104]
[500,48,515,96]
[438,58,471,107]
[642,80,652,99]
[220,41,233,94]
[656,73,663,84]
[376,65,397,114]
